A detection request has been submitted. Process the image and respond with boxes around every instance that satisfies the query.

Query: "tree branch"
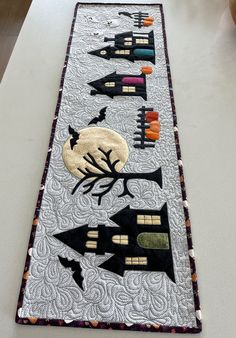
[111,159,120,170]
[77,167,89,176]
[83,152,109,174]
[82,177,101,194]
[72,148,115,198]
[98,148,120,172]
[72,176,88,195]
[118,179,134,198]
[72,148,135,205]
[92,178,118,205]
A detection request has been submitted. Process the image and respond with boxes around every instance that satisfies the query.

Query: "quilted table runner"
[16,2,201,333]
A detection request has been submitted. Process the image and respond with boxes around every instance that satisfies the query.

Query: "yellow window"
[125,257,147,265]
[136,38,149,44]
[122,86,136,93]
[85,241,97,249]
[115,50,130,55]
[87,230,98,238]
[137,214,161,225]
[105,82,115,87]
[112,235,129,245]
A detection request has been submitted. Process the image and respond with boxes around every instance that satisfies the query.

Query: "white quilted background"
[20,4,197,328]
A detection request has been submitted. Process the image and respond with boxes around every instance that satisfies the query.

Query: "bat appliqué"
[68,125,80,150]
[118,11,132,18]
[88,107,107,125]
[58,256,84,290]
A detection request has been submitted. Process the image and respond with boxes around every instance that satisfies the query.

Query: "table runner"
[16,3,201,333]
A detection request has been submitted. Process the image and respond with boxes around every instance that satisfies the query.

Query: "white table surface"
[0,0,236,337]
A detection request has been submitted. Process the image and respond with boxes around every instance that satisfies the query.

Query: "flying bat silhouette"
[118,11,132,18]
[88,107,107,125]
[58,256,84,290]
[68,125,80,150]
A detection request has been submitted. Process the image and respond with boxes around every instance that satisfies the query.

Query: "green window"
[137,233,169,250]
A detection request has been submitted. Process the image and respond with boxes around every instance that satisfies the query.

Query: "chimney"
[104,37,115,42]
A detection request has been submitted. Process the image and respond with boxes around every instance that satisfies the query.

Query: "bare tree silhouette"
[72,148,162,205]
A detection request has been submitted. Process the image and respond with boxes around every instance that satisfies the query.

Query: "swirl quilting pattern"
[20,4,196,328]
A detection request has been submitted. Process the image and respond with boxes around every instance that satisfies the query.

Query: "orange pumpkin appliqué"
[141,66,153,75]
[143,16,154,27]
[145,129,160,141]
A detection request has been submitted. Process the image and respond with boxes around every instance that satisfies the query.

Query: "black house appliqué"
[54,204,175,289]
[89,31,155,64]
[88,71,147,100]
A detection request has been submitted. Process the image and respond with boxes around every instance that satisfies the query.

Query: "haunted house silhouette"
[89,71,147,100]
[89,31,155,64]
[54,204,175,289]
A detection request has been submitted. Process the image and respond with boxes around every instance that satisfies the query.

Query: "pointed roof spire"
[88,46,111,60]
[88,72,117,98]
[110,205,134,229]
[54,225,89,255]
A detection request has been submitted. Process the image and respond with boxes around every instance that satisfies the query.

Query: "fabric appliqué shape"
[54,203,175,290]
[62,126,162,205]
[89,31,155,64]
[134,106,160,149]
[119,11,154,28]
[88,67,153,100]
[88,106,107,125]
